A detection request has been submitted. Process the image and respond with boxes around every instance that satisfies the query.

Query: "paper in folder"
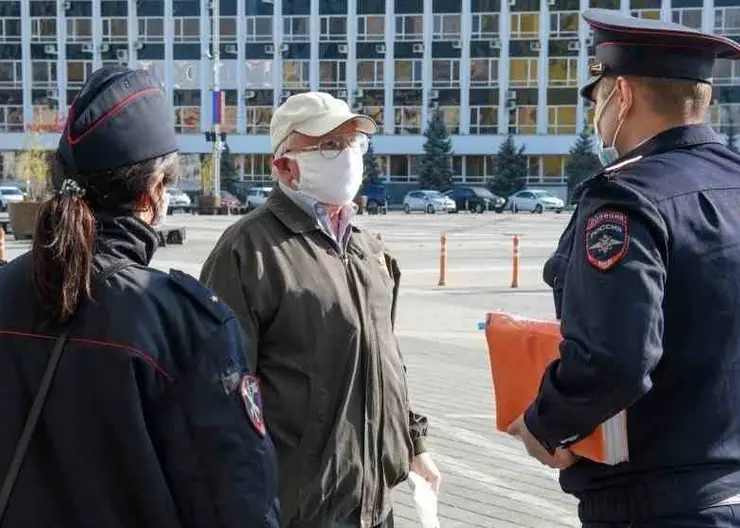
[484,311,629,466]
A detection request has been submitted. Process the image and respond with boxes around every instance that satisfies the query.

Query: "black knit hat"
[56,66,178,177]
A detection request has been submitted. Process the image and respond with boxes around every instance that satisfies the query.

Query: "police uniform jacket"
[0,214,280,527]
[530,124,740,522]
[200,187,429,528]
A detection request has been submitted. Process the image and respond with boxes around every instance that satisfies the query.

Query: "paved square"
[3,209,579,527]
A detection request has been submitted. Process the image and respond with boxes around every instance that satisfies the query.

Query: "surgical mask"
[593,87,626,166]
[287,148,364,205]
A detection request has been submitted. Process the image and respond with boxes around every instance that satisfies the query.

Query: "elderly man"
[200,92,440,528]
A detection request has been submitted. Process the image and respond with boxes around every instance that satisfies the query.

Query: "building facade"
[0,0,738,193]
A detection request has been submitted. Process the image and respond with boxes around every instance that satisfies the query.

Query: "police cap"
[57,66,178,175]
[580,8,740,101]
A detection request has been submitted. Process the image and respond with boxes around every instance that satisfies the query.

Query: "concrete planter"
[8,201,42,240]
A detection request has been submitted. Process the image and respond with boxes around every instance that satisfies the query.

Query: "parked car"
[165,187,192,214]
[403,190,457,214]
[245,186,273,210]
[220,190,246,213]
[0,186,25,212]
[507,189,565,214]
[444,186,506,214]
[357,182,389,214]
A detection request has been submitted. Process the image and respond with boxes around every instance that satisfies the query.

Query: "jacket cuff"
[523,405,556,455]
[411,437,427,457]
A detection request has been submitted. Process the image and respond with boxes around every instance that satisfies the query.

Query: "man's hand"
[507,415,579,470]
[410,452,442,493]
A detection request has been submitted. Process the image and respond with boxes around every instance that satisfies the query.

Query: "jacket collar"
[267,186,361,235]
[95,214,159,266]
[622,123,721,161]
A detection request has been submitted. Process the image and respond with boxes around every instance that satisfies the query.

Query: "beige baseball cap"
[269,92,377,153]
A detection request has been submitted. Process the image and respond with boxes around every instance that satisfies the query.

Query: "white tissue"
[407,471,440,528]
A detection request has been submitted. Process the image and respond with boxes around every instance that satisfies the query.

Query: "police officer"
[507,9,740,527]
[0,67,279,527]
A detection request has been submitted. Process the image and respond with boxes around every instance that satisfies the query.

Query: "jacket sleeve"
[386,252,429,456]
[153,317,280,528]
[524,184,668,453]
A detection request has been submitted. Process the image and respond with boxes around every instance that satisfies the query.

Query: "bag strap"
[0,261,133,522]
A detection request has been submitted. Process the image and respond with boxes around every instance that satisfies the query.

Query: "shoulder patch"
[585,210,630,271]
[240,374,266,437]
[168,268,231,323]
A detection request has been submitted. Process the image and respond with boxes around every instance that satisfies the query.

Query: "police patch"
[585,210,629,271]
[240,374,266,437]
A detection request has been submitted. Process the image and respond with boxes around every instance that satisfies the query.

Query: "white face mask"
[287,149,364,205]
[151,190,170,226]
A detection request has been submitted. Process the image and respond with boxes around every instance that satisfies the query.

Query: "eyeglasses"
[286,133,370,160]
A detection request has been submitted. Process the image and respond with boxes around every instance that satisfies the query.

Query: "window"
[245,60,273,88]
[710,103,740,134]
[319,60,347,88]
[433,14,461,40]
[174,17,200,42]
[0,61,22,87]
[358,15,384,41]
[220,17,237,40]
[394,107,421,134]
[630,9,661,20]
[284,16,309,42]
[472,13,498,38]
[438,106,460,134]
[0,18,21,42]
[389,155,410,182]
[31,18,56,42]
[32,61,56,86]
[101,18,128,42]
[432,59,460,88]
[246,16,272,42]
[548,57,578,87]
[283,60,310,88]
[510,106,537,135]
[510,13,538,39]
[364,105,384,128]
[672,8,702,30]
[357,60,384,88]
[173,61,200,89]
[394,59,423,87]
[470,59,498,87]
[395,15,423,40]
[550,11,578,38]
[244,154,273,181]
[174,107,200,134]
[67,61,93,87]
[715,7,740,35]
[138,17,164,40]
[67,18,93,41]
[542,155,566,181]
[138,60,166,84]
[585,106,595,134]
[547,105,576,134]
[320,16,346,40]
[713,59,740,85]
[470,106,498,134]
[0,106,24,132]
[509,58,538,88]
[465,155,492,183]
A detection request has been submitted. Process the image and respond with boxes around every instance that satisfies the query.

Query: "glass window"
[245,59,273,88]
[319,60,347,88]
[511,13,538,39]
[0,19,21,42]
[283,60,310,88]
[174,107,200,134]
[358,15,384,40]
[550,11,578,37]
[439,106,460,134]
[67,18,93,40]
[512,106,536,135]
[394,107,421,135]
[432,59,460,87]
[631,9,661,20]
[320,16,346,40]
[471,13,498,38]
[284,16,310,41]
[465,155,486,177]
[542,155,565,179]
[433,14,461,39]
[389,155,409,182]
[246,16,272,42]
[471,59,498,86]
[357,60,383,87]
[547,105,577,135]
[509,58,538,88]
[31,18,56,42]
[671,8,702,30]
[365,105,384,128]
[138,17,163,39]
[247,107,273,134]
[32,61,56,85]
[394,59,423,87]
[0,61,21,86]
[219,17,237,38]
[470,106,498,134]
[548,58,578,87]
[395,15,423,40]
[102,18,127,41]
[67,61,93,86]
[175,17,200,42]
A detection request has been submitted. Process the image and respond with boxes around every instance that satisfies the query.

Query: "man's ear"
[273,155,300,188]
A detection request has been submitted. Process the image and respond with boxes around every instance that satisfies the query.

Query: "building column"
[497,0,511,135]
[660,0,671,21]
[57,1,69,120]
[91,0,102,69]
[309,0,319,91]
[164,0,174,106]
[127,0,137,68]
[459,0,472,134]
[383,0,395,134]
[536,0,549,135]
[236,0,246,134]
[272,0,283,108]
[21,0,32,129]
[576,0,589,133]
[200,0,211,132]
[620,0,630,16]
[421,0,432,131]
[346,0,357,107]
[702,0,714,33]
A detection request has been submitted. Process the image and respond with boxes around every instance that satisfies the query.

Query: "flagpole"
[211,0,221,198]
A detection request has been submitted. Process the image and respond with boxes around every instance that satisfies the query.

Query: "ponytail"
[32,179,96,324]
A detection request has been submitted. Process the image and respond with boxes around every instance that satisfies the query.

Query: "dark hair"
[32,152,179,324]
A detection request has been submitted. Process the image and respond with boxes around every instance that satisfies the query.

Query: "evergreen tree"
[220,147,238,182]
[726,113,739,154]
[489,133,527,198]
[363,137,381,184]
[418,107,454,190]
[565,127,601,201]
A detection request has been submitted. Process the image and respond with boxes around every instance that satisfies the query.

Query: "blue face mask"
[593,87,625,167]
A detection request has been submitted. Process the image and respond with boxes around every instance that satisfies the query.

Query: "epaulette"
[572,155,644,202]
[603,154,643,177]
[168,268,231,324]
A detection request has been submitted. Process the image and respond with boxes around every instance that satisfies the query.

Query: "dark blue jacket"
[527,125,740,522]
[0,215,280,527]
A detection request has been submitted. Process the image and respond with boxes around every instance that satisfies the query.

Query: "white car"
[0,186,25,211]
[165,187,192,214]
[507,189,564,214]
[245,186,273,210]
[403,190,457,214]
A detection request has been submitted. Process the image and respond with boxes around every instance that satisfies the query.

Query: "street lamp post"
[211,0,222,199]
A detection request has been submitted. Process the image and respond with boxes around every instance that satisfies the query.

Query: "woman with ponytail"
[0,67,279,528]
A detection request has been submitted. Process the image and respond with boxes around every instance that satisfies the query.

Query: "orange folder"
[485,311,628,465]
